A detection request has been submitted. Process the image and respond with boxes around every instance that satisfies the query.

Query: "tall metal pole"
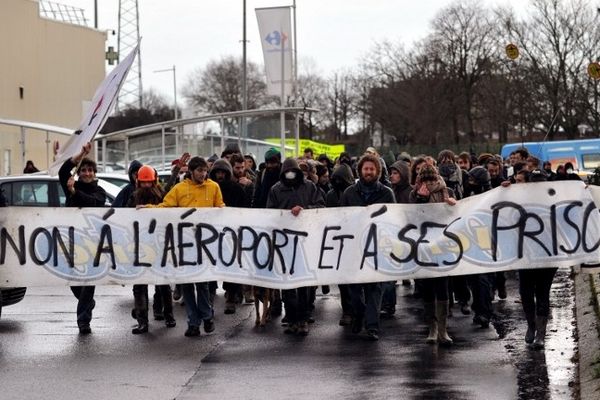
[242,0,247,132]
[94,0,98,29]
[293,0,299,156]
[172,65,178,121]
[280,20,286,157]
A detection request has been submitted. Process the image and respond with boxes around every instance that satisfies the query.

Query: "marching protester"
[58,142,106,335]
[409,163,456,345]
[127,165,176,333]
[252,148,284,316]
[504,168,559,349]
[267,157,325,335]
[142,156,225,337]
[325,163,356,326]
[380,160,412,318]
[209,158,246,314]
[340,153,396,341]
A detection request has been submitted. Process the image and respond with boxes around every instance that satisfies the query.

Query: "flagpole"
[280,18,286,156]
[293,0,299,157]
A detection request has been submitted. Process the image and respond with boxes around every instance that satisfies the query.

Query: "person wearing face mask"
[267,157,325,336]
[410,164,457,345]
[340,154,396,341]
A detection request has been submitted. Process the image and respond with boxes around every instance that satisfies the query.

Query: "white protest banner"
[256,6,293,97]
[1,182,600,289]
[48,43,140,175]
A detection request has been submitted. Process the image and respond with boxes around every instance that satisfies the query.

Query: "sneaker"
[165,315,176,328]
[497,287,507,300]
[173,286,182,301]
[366,329,379,341]
[203,319,215,333]
[132,323,148,335]
[460,303,471,315]
[224,303,236,315]
[184,325,200,337]
[78,324,92,335]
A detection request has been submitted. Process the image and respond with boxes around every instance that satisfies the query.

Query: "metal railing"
[95,107,318,172]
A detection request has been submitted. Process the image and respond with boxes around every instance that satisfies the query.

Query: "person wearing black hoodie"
[58,142,106,335]
[325,163,356,326]
[267,157,325,336]
[210,158,246,314]
[111,160,142,207]
[340,154,395,341]
[252,148,285,316]
[380,160,412,317]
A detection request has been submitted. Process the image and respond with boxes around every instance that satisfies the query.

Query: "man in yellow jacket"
[148,156,225,337]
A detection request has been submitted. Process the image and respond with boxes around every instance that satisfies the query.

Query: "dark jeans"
[282,287,310,324]
[152,285,173,315]
[518,268,557,317]
[420,277,449,303]
[349,282,383,332]
[381,281,397,311]
[450,275,471,305]
[338,284,353,316]
[70,286,95,326]
[468,273,494,319]
[182,282,213,327]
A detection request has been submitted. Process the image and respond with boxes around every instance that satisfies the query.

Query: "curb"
[574,266,600,400]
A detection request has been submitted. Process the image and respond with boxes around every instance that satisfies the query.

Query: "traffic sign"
[505,43,519,60]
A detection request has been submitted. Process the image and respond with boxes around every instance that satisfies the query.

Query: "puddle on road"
[495,269,577,400]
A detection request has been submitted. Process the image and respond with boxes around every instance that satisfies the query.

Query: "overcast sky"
[54,0,527,106]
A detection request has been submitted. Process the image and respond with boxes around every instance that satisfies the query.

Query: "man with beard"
[340,154,396,340]
[127,165,176,333]
[231,153,255,208]
[209,158,246,314]
[58,142,106,335]
[267,157,325,335]
[143,156,224,337]
[486,158,505,188]
[252,148,284,316]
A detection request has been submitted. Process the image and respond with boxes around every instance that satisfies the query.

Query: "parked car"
[96,172,130,189]
[0,174,120,317]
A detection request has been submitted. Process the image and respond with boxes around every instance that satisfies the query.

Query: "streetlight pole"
[154,66,179,152]
[153,66,178,121]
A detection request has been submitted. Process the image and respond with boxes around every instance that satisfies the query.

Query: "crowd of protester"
[55,141,578,351]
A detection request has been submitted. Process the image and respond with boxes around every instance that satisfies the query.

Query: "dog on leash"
[252,286,273,327]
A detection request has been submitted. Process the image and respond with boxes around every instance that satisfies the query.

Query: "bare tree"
[429,0,499,142]
[502,0,600,139]
[182,56,268,114]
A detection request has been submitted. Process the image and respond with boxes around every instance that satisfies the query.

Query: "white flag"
[256,6,293,98]
[48,43,139,175]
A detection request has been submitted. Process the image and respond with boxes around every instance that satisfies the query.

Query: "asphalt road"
[0,270,578,400]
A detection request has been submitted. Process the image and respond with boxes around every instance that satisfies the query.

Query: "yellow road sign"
[505,43,519,60]
[588,62,600,80]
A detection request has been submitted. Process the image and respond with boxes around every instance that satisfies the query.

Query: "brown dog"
[252,286,272,327]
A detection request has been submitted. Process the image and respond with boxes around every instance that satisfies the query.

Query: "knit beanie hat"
[264,148,281,162]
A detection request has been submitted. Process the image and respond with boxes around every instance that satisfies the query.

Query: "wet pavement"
[0,270,579,400]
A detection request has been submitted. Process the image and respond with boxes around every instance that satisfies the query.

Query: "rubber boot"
[524,311,536,344]
[132,285,149,334]
[424,302,438,344]
[533,315,548,350]
[436,301,453,345]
